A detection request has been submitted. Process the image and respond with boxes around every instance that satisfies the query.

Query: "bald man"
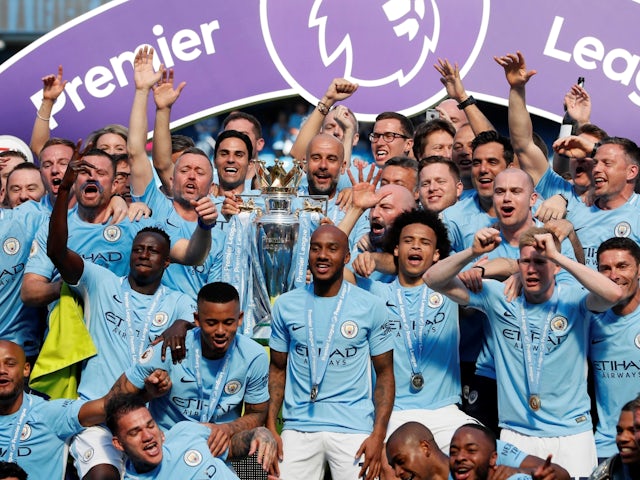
[267,225,395,480]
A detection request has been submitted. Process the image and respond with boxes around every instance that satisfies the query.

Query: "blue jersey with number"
[126,329,268,430]
[270,281,392,434]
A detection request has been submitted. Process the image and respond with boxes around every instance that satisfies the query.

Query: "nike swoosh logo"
[591,338,606,345]
[112,294,122,304]
[166,218,178,227]
[386,301,396,307]
[180,377,196,383]
[503,311,515,318]
[292,325,304,331]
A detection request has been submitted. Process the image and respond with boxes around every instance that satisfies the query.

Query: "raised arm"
[46,150,86,285]
[128,47,163,197]
[424,227,502,305]
[533,232,622,311]
[289,78,358,160]
[433,58,494,134]
[30,65,67,155]
[494,51,548,185]
[152,68,187,193]
[169,196,216,265]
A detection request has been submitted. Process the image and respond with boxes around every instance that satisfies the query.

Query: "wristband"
[590,142,601,159]
[197,217,215,230]
[457,96,476,110]
[36,112,51,121]
[558,193,568,206]
[473,265,485,277]
[317,101,330,115]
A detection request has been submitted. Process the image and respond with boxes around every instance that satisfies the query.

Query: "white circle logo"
[103,225,122,242]
[139,346,154,364]
[615,222,632,238]
[428,292,443,308]
[341,320,358,339]
[152,312,168,327]
[3,237,20,255]
[184,449,203,467]
[20,424,31,441]
[550,316,568,333]
[224,380,242,395]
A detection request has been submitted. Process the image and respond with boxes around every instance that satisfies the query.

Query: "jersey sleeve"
[269,297,290,353]
[38,398,85,441]
[242,347,270,405]
[496,439,528,467]
[125,343,170,389]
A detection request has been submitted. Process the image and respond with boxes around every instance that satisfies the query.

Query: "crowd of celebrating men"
[0,44,639,480]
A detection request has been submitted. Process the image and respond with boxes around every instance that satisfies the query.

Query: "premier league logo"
[261,0,489,118]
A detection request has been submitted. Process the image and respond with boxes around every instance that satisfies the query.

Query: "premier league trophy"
[222,158,327,342]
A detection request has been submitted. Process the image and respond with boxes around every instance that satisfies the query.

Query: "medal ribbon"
[395,282,429,376]
[123,281,164,363]
[305,283,349,398]
[193,331,235,422]
[7,395,32,462]
[518,288,559,401]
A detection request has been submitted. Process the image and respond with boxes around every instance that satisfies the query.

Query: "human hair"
[600,137,640,166]
[456,423,497,451]
[597,237,640,265]
[111,153,129,165]
[518,226,560,251]
[471,131,514,165]
[40,137,76,156]
[384,208,451,259]
[6,162,42,186]
[105,393,148,436]
[375,111,415,138]
[169,134,195,154]
[384,156,419,171]
[0,461,28,480]
[136,227,171,251]
[214,130,253,160]
[0,150,28,162]
[412,119,455,159]
[223,111,264,141]
[198,282,240,305]
[418,156,461,182]
[327,105,359,131]
[86,124,128,146]
[82,148,117,176]
[576,123,608,140]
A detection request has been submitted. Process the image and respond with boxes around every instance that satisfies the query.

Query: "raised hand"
[494,51,536,88]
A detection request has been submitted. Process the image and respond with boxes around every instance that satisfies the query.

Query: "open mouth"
[500,205,515,215]
[142,441,160,457]
[224,167,238,174]
[314,262,330,274]
[370,221,385,235]
[52,178,62,186]
[407,253,423,266]
[452,466,472,480]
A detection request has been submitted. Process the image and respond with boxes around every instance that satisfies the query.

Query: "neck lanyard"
[305,282,349,401]
[123,280,164,363]
[193,331,234,422]
[7,395,32,462]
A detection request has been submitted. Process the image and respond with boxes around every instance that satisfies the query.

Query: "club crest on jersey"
[139,346,154,364]
[550,315,568,333]
[3,237,19,255]
[428,292,443,308]
[152,312,169,327]
[224,380,242,395]
[184,449,203,467]
[103,225,122,242]
[635,333,640,349]
[82,447,94,462]
[341,320,358,339]
[20,424,31,441]
[614,222,631,238]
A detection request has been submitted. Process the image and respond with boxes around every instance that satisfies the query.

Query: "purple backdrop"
[1,0,639,144]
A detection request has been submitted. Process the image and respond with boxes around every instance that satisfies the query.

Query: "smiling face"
[308,225,350,288]
[471,142,509,202]
[370,118,413,167]
[616,410,640,464]
[592,143,638,206]
[452,124,474,179]
[195,299,242,359]
[449,426,497,480]
[95,132,127,155]
[418,162,462,213]
[420,130,454,159]
[597,248,640,309]
[6,167,46,208]
[306,134,344,198]
[386,436,430,480]
[394,223,440,286]
[0,341,29,414]
[214,137,250,192]
[112,407,164,473]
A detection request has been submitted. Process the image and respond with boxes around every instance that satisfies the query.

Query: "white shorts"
[70,425,125,479]
[279,430,369,480]
[386,405,480,453]
[500,428,597,478]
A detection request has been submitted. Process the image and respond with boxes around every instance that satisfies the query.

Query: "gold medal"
[529,394,541,411]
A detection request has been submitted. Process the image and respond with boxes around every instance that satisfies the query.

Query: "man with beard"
[47,154,216,480]
[0,340,168,479]
[267,225,394,480]
[127,47,226,301]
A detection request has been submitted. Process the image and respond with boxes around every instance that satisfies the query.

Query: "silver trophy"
[228,159,326,341]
